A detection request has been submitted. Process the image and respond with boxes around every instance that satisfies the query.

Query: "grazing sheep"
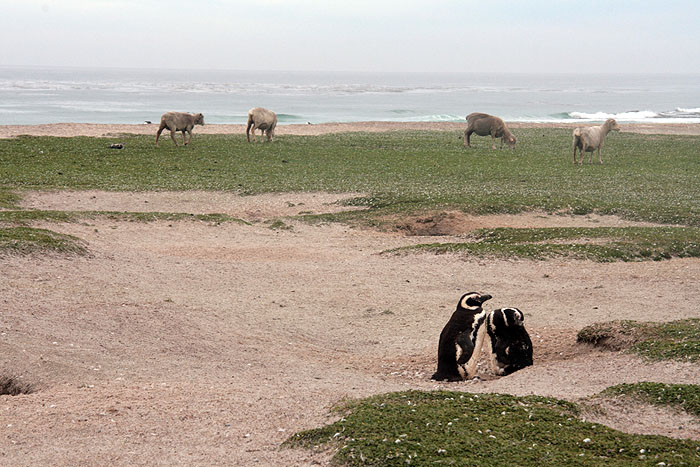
[155,112,204,147]
[572,118,621,164]
[464,113,517,149]
[246,107,278,143]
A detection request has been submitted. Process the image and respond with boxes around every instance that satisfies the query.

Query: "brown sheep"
[155,112,204,147]
[572,118,621,164]
[464,113,517,149]
[246,107,278,143]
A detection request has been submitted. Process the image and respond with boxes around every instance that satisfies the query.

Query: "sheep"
[155,112,204,147]
[464,113,517,149]
[246,107,278,143]
[572,118,621,164]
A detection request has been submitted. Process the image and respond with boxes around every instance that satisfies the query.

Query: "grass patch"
[577,319,700,362]
[267,219,294,230]
[0,209,247,225]
[601,383,700,418]
[0,226,87,256]
[385,226,700,262]
[0,375,35,396]
[0,190,20,209]
[286,390,700,465]
[1,130,700,225]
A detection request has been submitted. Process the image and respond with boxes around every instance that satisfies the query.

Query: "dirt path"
[2,192,700,464]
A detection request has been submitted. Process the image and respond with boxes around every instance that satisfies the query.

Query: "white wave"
[569,110,659,121]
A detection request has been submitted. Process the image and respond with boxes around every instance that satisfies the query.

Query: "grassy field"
[600,382,700,418]
[387,226,700,262]
[287,390,700,466]
[577,319,700,362]
[1,129,699,226]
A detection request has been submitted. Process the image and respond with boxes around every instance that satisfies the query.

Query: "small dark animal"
[431,292,492,381]
[144,120,152,124]
[478,307,533,376]
[246,107,278,143]
[155,111,204,147]
[572,118,620,164]
[109,143,124,149]
[464,113,517,149]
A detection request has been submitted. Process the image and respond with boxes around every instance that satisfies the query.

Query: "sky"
[2,0,700,73]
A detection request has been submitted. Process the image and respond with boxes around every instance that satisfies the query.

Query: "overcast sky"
[2,0,699,73]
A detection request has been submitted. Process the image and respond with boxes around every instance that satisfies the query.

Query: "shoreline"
[1,121,699,138]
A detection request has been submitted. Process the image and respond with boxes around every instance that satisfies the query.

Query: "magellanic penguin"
[431,292,492,381]
[483,307,533,376]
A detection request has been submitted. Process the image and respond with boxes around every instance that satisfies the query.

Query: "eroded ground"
[2,191,699,465]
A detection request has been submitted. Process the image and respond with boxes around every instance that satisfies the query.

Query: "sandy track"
[1,121,700,139]
[2,192,700,464]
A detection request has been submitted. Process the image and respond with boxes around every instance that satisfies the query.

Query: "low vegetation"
[0,375,36,396]
[600,382,700,418]
[287,390,700,465]
[577,319,700,362]
[0,226,87,256]
[386,226,700,262]
[1,129,699,226]
[0,209,245,225]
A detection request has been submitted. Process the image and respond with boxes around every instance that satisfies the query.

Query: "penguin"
[484,308,533,376]
[431,292,492,381]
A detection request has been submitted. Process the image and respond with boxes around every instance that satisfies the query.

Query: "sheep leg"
[155,125,166,147]
[464,129,471,147]
[580,144,586,164]
[181,130,188,145]
[572,144,578,164]
[169,129,178,147]
[491,133,497,150]
[598,147,603,164]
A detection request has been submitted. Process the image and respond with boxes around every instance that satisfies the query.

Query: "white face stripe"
[460,293,482,311]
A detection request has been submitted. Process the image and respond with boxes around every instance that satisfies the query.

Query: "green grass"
[577,319,700,362]
[601,383,700,418]
[286,390,700,466]
[0,226,87,256]
[1,129,699,225]
[0,209,247,225]
[386,226,700,262]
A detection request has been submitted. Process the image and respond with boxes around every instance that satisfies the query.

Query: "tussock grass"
[1,130,699,225]
[577,319,700,362]
[0,375,36,396]
[600,383,700,418]
[0,226,87,256]
[287,390,700,466]
[386,226,700,262]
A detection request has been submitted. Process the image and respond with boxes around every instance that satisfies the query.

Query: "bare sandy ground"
[2,190,700,465]
[1,120,700,139]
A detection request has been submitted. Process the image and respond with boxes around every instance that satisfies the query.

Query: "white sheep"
[572,118,621,164]
[246,107,278,143]
[155,112,204,147]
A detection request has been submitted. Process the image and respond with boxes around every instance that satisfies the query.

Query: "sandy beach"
[1,120,700,139]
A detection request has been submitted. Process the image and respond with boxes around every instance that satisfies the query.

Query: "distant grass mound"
[385,226,700,262]
[1,129,700,225]
[600,383,700,418]
[577,319,700,362]
[0,375,36,396]
[287,390,700,465]
[0,226,87,256]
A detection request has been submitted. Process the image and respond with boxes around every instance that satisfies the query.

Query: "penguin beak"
[478,294,492,304]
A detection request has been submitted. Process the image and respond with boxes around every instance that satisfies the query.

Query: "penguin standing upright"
[431,292,492,381]
[484,308,533,376]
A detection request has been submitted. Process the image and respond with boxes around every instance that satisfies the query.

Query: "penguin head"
[502,307,524,326]
[458,292,492,311]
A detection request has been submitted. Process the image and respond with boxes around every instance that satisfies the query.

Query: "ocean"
[1,66,699,125]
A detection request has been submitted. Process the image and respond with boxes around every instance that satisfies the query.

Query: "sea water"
[0,66,699,125]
